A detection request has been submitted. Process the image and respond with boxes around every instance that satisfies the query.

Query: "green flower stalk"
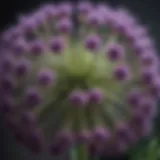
[130,138,160,160]
[0,1,159,159]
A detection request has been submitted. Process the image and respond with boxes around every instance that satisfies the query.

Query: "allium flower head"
[0,1,159,156]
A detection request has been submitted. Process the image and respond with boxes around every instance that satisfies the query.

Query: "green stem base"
[70,145,100,160]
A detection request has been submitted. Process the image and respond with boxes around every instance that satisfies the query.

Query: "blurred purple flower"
[0,1,159,157]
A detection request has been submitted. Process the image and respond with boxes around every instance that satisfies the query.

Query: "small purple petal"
[14,59,30,77]
[92,127,110,143]
[50,37,65,54]
[50,130,73,155]
[113,65,130,81]
[12,38,28,56]
[88,88,103,104]
[19,16,37,34]
[86,11,104,27]
[106,43,124,61]
[20,112,37,127]
[50,130,73,153]
[37,69,56,86]
[1,95,14,113]
[57,3,72,18]
[127,89,142,107]
[84,35,101,51]
[115,123,136,145]
[56,18,72,34]
[140,68,156,84]
[138,97,157,119]
[40,4,57,20]
[25,88,42,107]
[129,117,152,137]
[78,2,92,15]
[69,90,88,107]
[109,13,133,34]
[32,11,46,27]
[123,27,139,43]
[1,56,14,72]
[1,76,15,92]
[132,38,153,56]
[149,78,160,98]
[26,131,44,153]
[139,51,157,67]
[28,40,45,56]
[7,26,22,40]
[89,127,110,154]
[134,26,148,37]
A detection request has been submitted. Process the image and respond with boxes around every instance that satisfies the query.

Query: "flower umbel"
[0,1,159,157]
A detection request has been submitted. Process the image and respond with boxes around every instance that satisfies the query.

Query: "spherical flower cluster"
[0,1,159,157]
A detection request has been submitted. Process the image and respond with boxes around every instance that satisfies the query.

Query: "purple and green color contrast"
[0,1,159,158]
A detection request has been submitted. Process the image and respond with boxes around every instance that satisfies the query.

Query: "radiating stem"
[70,145,89,160]
[70,145,101,160]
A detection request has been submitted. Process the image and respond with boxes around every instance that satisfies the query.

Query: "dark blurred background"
[0,0,160,160]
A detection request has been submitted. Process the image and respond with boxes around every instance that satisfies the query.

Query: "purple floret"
[84,34,101,52]
[106,43,124,61]
[28,40,45,56]
[25,88,42,107]
[69,90,88,107]
[56,18,72,34]
[88,88,103,104]
[113,65,130,81]
[50,37,65,54]
[37,69,56,86]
